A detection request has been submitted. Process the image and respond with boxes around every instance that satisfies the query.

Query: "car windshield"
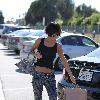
[17,32,31,36]
[87,47,100,57]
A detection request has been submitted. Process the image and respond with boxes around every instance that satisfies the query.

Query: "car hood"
[69,56,100,63]
[25,35,39,38]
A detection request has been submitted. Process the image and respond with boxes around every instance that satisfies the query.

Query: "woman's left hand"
[71,76,76,84]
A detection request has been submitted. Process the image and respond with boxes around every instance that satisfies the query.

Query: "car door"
[60,35,98,58]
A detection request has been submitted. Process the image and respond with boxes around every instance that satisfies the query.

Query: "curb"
[0,79,5,100]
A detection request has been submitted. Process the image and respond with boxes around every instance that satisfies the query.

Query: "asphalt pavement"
[0,43,6,100]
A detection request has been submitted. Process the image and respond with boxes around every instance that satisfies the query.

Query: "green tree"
[56,0,74,20]
[82,13,100,25]
[75,3,94,17]
[69,16,84,26]
[0,11,4,24]
[25,7,34,25]
[25,0,57,25]
[25,0,75,26]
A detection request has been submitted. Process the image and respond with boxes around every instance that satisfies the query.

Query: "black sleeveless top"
[34,38,57,70]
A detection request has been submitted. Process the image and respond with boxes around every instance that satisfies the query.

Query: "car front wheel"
[54,55,70,71]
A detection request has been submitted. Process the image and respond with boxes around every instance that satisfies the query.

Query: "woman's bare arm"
[31,38,41,51]
[57,43,76,84]
[31,38,42,59]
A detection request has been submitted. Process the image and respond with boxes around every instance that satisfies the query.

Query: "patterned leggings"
[31,70,57,100]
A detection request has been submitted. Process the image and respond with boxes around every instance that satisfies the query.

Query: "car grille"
[92,92,100,99]
[69,60,100,70]
[68,61,100,88]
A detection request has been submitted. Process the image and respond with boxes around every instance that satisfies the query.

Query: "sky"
[0,0,34,22]
[0,0,100,22]
[74,0,100,11]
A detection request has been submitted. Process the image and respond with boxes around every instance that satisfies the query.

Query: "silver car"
[7,29,34,54]
[1,25,31,45]
[8,29,45,54]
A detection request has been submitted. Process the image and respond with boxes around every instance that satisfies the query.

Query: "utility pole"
[43,17,45,26]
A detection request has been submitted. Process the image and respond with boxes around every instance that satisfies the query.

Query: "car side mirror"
[9,31,13,33]
[98,43,100,47]
[96,43,100,48]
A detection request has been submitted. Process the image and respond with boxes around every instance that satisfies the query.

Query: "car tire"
[54,55,70,71]
[3,42,6,46]
[54,57,64,71]
[15,49,20,54]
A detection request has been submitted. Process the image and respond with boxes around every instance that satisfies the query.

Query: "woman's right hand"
[34,51,42,59]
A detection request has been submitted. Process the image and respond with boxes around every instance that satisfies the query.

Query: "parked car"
[20,34,47,59]
[7,29,45,54]
[7,29,33,54]
[20,32,99,71]
[18,29,45,50]
[24,29,45,40]
[0,24,17,38]
[57,47,100,100]
[1,25,31,45]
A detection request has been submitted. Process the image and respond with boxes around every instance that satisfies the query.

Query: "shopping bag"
[15,53,36,74]
[64,85,87,100]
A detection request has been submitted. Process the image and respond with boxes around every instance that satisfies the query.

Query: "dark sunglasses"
[49,34,60,37]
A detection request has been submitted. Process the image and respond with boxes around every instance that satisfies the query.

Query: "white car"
[69,46,100,63]
[1,25,31,45]
[7,29,45,54]
[20,32,99,71]
[18,29,45,51]
[57,47,100,100]
[20,34,47,59]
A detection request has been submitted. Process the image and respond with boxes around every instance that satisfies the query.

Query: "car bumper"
[7,44,19,50]
[57,79,100,100]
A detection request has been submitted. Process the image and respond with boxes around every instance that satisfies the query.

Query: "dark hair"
[45,22,61,36]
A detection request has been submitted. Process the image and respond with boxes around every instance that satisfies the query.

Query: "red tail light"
[22,44,26,49]
[18,37,21,42]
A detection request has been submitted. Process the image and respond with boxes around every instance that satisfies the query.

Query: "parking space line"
[0,79,5,100]
[3,87,32,91]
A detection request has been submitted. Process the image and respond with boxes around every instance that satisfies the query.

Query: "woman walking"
[31,22,76,100]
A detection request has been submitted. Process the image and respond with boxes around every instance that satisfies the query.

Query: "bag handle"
[26,52,31,59]
[27,50,37,62]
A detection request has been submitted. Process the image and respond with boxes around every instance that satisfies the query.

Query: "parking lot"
[0,29,100,100]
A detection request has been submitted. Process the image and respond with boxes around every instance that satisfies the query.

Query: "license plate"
[78,70,93,81]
